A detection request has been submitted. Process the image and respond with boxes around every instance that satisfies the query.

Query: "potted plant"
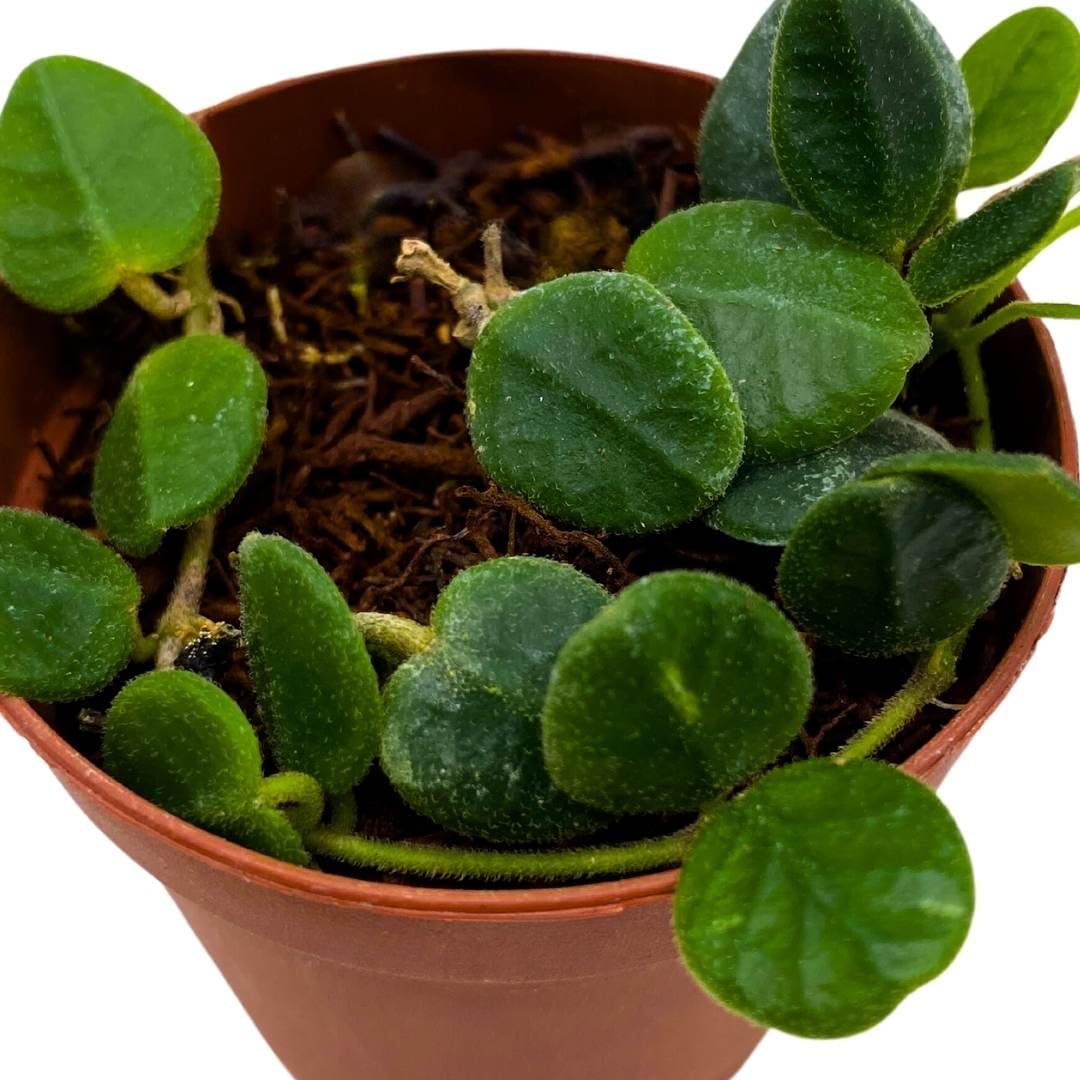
[2,1,1079,1077]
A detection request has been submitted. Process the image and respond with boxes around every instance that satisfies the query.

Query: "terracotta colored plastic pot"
[1,51,1076,1080]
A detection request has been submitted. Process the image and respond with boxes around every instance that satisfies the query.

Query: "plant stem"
[259,772,325,835]
[119,273,191,320]
[836,632,967,763]
[304,826,693,883]
[957,340,994,451]
[353,611,435,667]
[151,245,226,668]
[326,790,359,834]
[956,302,1080,351]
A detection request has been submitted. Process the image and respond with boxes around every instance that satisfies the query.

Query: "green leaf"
[865,450,1080,565]
[103,670,263,827]
[382,557,610,844]
[699,1,793,205]
[625,202,930,461]
[468,272,744,532]
[778,475,1009,655]
[219,807,311,867]
[542,572,811,814]
[771,0,972,257]
[0,508,140,701]
[675,759,974,1038]
[908,159,1080,307]
[237,533,381,795]
[93,336,267,556]
[0,56,220,313]
[708,412,952,545]
[962,7,1080,188]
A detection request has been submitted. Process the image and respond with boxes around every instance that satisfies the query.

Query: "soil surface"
[36,120,1028,878]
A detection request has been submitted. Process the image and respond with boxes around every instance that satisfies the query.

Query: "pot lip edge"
[1,52,1077,921]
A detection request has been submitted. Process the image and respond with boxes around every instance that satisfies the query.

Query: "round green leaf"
[0,508,139,701]
[778,474,1009,656]
[103,670,263,827]
[237,533,381,796]
[698,0,793,205]
[771,0,972,258]
[93,336,267,556]
[908,159,1080,307]
[219,807,311,867]
[707,412,952,545]
[865,450,1080,565]
[625,202,930,461]
[675,759,974,1038]
[382,557,609,844]
[0,56,220,312]
[542,571,812,814]
[962,7,1080,189]
[468,272,744,532]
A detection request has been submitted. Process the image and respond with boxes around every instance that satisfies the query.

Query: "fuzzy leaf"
[962,8,1080,188]
[0,56,220,312]
[219,807,310,867]
[771,0,972,257]
[908,159,1080,307]
[382,557,609,844]
[707,412,952,545]
[778,475,1009,655]
[103,670,263,827]
[237,533,381,795]
[542,572,812,814]
[865,451,1080,565]
[675,759,974,1038]
[0,508,139,701]
[468,272,744,532]
[699,1,793,204]
[625,202,930,461]
[93,336,267,556]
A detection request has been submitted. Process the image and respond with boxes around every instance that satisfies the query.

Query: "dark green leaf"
[865,450,1080,565]
[382,557,609,844]
[778,475,1009,655]
[0,56,220,312]
[625,202,930,461]
[771,0,972,257]
[219,807,311,867]
[708,412,952,545]
[468,272,744,531]
[699,1,793,204]
[93,336,267,556]
[103,670,263,827]
[0,508,139,701]
[675,759,974,1038]
[542,572,812,814]
[237,533,381,795]
[962,7,1080,188]
[908,159,1080,307]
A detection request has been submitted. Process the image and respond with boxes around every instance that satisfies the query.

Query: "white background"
[1,2,1078,1076]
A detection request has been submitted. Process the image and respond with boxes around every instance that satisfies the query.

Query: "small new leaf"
[771,0,972,257]
[625,202,930,461]
[675,760,974,1038]
[93,336,267,556]
[865,450,1080,565]
[962,7,1080,188]
[0,508,140,701]
[0,56,220,312]
[908,159,1080,307]
[707,412,951,545]
[382,557,609,844]
[778,475,1009,655]
[468,272,744,532]
[698,0,793,204]
[238,533,381,795]
[542,572,812,814]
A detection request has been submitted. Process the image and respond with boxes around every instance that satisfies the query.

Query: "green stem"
[956,301,1080,351]
[120,272,191,320]
[354,611,435,667]
[326,790,359,834]
[836,632,967,763]
[304,826,693,883]
[181,246,224,336]
[957,340,994,451]
[259,772,325,835]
